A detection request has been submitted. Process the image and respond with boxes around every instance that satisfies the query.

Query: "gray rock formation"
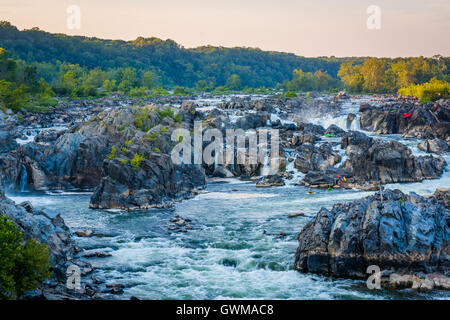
[338,131,446,189]
[418,138,449,154]
[256,174,285,187]
[0,185,101,299]
[359,99,450,141]
[294,143,341,173]
[89,153,205,210]
[300,131,446,190]
[294,189,449,290]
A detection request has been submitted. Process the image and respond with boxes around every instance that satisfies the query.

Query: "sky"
[0,0,449,57]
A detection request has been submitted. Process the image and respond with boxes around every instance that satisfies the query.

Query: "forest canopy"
[0,21,449,104]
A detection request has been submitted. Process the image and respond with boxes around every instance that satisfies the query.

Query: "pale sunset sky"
[0,0,449,57]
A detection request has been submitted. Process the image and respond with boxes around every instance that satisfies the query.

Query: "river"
[7,95,450,300]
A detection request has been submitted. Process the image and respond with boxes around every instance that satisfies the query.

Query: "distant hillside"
[0,21,357,88]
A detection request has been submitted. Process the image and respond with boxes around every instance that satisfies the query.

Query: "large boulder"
[294,143,341,173]
[302,167,354,189]
[256,174,285,187]
[21,129,111,190]
[337,131,446,189]
[418,138,449,154]
[234,112,270,130]
[294,189,449,290]
[324,124,346,137]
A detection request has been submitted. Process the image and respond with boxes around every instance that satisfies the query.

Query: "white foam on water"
[193,192,278,200]
[210,178,252,185]
[8,195,60,206]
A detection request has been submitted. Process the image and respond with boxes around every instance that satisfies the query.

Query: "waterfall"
[285,151,305,185]
[19,164,28,192]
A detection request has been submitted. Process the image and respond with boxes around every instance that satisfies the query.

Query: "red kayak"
[402,113,412,118]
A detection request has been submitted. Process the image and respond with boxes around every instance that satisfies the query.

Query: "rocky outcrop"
[217,98,275,114]
[418,138,449,154]
[430,188,450,210]
[324,124,346,137]
[0,124,22,189]
[0,123,19,153]
[234,112,270,130]
[256,174,285,187]
[302,167,353,189]
[359,99,450,141]
[20,127,111,190]
[0,185,102,299]
[338,131,446,189]
[301,131,445,190]
[294,143,341,173]
[89,153,205,210]
[212,166,234,178]
[294,189,449,290]
[87,106,206,210]
[2,104,207,210]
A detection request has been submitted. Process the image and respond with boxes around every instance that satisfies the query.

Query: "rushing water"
[7,95,450,300]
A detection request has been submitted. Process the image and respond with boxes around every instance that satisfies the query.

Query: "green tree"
[142,71,155,89]
[338,61,364,92]
[61,71,78,91]
[285,69,315,92]
[83,67,107,88]
[102,79,117,92]
[391,60,416,89]
[195,79,214,92]
[0,215,51,300]
[0,80,29,111]
[226,74,242,90]
[173,86,187,95]
[360,58,387,93]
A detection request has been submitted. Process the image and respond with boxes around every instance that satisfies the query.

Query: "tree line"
[0,21,347,89]
[0,21,449,111]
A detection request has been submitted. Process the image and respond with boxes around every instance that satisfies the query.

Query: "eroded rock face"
[342,132,445,180]
[0,187,99,299]
[0,124,21,189]
[301,130,445,191]
[359,99,450,140]
[0,123,19,153]
[430,188,450,210]
[234,112,270,130]
[89,153,205,210]
[418,138,450,154]
[294,189,449,283]
[324,124,346,137]
[336,131,445,189]
[21,130,111,190]
[294,143,341,173]
[84,106,206,210]
[302,167,353,189]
